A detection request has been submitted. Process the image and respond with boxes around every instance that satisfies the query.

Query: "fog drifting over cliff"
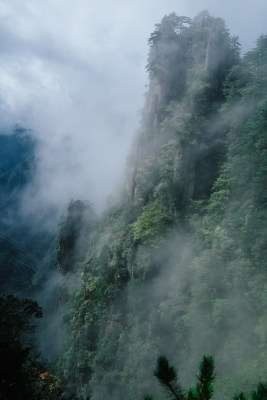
[0,0,266,214]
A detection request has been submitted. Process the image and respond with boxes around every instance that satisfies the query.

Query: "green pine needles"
[233,383,267,400]
[195,356,215,400]
[153,356,185,400]
[145,356,267,400]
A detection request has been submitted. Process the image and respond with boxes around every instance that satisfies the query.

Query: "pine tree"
[233,393,247,400]
[145,355,266,400]
[251,382,267,400]
[186,356,215,400]
[153,356,185,400]
[195,356,215,400]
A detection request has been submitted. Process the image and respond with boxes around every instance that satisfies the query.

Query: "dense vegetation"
[0,294,87,399]
[53,11,267,400]
[0,10,266,400]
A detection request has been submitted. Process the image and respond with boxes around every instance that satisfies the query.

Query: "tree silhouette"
[145,356,266,400]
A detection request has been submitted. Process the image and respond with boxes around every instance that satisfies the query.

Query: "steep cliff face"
[126,74,162,199]
[127,11,238,204]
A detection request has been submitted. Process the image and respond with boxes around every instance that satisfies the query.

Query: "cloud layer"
[0,0,266,214]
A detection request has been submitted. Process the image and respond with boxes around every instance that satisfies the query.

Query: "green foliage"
[148,13,192,48]
[52,12,267,400]
[132,200,174,245]
[195,356,215,400]
[153,356,185,400]
[0,294,90,399]
[147,356,266,400]
[251,383,267,400]
[147,13,191,101]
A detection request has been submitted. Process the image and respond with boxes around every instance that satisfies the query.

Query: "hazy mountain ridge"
[0,129,58,296]
[0,129,37,295]
[0,10,266,400]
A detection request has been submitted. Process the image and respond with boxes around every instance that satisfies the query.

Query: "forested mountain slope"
[0,10,266,400]
[54,11,267,400]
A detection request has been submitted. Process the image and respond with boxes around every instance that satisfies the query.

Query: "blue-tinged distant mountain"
[0,128,35,175]
[0,128,37,295]
[0,128,56,295]
[0,128,36,214]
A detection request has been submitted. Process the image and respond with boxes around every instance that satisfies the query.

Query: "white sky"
[0,0,266,214]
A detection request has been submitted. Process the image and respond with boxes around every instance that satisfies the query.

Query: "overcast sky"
[0,0,266,215]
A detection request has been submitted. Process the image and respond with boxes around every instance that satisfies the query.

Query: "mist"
[1,2,266,399]
[0,0,266,219]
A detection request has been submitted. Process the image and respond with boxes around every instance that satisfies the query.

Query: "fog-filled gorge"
[0,2,267,400]
[0,0,266,215]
